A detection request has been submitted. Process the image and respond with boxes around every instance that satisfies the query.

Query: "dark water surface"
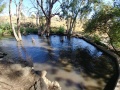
[0,35,117,90]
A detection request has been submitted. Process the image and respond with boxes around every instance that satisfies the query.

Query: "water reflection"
[0,35,117,90]
[17,41,33,63]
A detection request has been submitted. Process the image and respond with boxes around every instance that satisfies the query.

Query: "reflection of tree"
[17,42,23,59]
[60,36,64,43]
[46,37,53,61]
[58,47,116,83]
[74,48,115,81]
[17,42,33,66]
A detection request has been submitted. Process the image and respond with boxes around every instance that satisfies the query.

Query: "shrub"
[0,23,12,35]
[0,29,3,35]
[92,34,101,44]
[20,27,25,34]
[0,23,11,31]
[25,27,38,34]
[57,26,65,35]
[20,22,38,34]
[93,34,101,41]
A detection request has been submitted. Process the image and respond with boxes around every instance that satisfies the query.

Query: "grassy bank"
[0,22,66,36]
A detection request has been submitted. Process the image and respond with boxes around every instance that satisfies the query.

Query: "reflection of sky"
[49,36,103,57]
[72,38,102,57]
[0,35,103,62]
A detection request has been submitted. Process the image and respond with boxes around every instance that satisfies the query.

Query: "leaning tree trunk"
[12,24,20,41]
[9,0,20,41]
[17,0,23,41]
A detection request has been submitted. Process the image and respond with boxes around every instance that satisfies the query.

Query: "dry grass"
[0,16,84,32]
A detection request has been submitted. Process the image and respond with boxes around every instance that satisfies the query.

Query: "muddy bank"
[0,60,61,90]
[33,63,107,90]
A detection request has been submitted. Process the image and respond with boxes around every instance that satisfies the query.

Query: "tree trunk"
[36,12,39,26]
[68,12,79,35]
[46,1,52,37]
[68,17,73,35]
[46,18,51,36]
[12,24,20,41]
[9,0,12,26]
[9,0,20,41]
[36,0,58,36]
[17,0,23,41]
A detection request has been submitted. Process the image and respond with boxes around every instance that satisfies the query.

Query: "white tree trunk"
[12,24,20,41]
[9,0,20,41]
[17,0,23,41]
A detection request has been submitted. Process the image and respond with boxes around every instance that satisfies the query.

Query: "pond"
[0,35,118,90]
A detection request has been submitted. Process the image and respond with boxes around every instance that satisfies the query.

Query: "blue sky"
[1,0,114,16]
[1,0,62,16]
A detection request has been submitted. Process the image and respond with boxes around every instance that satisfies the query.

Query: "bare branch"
[36,0,48,18]
[30,0,38,10]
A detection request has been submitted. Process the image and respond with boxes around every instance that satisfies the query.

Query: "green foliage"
[50,26,65,35]
[0,23,12,35]
[25,27,38,34]
[0,0,6,13]
[0,22,39,36]
[61,0,102,34]
[92,34,101,43]
[84,33,101,43]
[84,3,120,53]
[0,28,3,35]
[20,22,38,34]
[57,26,65,35]
[109,21,120,48]
[85,5,120,33]
[0,23,11,30]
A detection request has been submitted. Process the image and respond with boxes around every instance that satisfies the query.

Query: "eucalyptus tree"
[0,0,5,13]
[36,0,61,36]
[9,0,23,41]
[85,3,120,55]
[61,0,101,35]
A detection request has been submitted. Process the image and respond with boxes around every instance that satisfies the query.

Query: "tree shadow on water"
[57,48,118,90]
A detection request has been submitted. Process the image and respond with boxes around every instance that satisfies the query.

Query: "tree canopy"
[61,0,102,34]
[84,1,120,55]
